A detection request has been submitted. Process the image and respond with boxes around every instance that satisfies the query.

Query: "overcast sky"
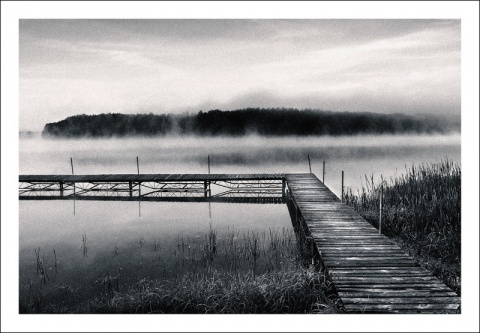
[19,19,460,131]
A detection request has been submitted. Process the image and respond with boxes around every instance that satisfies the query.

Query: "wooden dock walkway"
[285,173,460,313]
[19,172,460,313]
[19,173,285,183]
[19,173,286,202]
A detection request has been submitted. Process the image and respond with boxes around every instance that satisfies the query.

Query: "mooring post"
[207,155,211,197]
[207,155,211,174]
[307,155,312,173]
[71,157,76,215]
[322,161,325,183]
[379,185,383,234]
[138,181,141,217]
[341,171,344,203]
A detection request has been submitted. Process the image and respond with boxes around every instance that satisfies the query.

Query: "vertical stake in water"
[322,161,325,184]
[379,185,383,234]
[341,171,344,203]
[71,157,75,215]
[207,155,211,197]
[137,156,141,217]
[307,155,312,173]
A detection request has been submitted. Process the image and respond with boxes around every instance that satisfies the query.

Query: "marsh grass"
[84,268,338,314]
[20,226,338,313]
[345,160,461,293]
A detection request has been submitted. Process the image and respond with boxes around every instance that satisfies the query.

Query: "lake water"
[18,133,460,310]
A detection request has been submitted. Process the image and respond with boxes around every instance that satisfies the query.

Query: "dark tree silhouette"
[42,108,458,138]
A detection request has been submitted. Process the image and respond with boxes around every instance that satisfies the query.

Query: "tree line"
[42,108,459,137]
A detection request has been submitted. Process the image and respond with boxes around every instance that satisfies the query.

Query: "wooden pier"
[19,172,460,313]
[285,173,460,313]
[19,174,286,203]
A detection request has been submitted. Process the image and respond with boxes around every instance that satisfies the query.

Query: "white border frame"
[2,1,479,332]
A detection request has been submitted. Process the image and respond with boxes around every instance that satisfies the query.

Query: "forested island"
[42,108,459,137]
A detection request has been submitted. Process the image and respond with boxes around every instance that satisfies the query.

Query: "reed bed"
[84,268,338,314]
[20,226,339,314]
[345,160,461,293]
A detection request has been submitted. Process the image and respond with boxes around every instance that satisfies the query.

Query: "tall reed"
[345,160,461,292]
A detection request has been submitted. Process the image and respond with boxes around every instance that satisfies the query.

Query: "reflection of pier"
[19,173,460,313]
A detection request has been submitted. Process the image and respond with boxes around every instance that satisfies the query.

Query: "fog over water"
[20,133,460,195]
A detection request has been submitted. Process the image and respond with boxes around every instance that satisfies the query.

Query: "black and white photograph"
[2,1,479,332]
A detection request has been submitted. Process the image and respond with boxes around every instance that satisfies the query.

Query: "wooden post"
[282,179,286,202]
[207,155,211,174]
[322,161,325,183]
[60,182,64,197]
[379,185,383,234]
[204,180,208,198]
[307,155,312,173]
[71,158,76,215]
[129,181,133,197]
[341,171,344,203]
[136,156,140,175]
[138,181,141,217]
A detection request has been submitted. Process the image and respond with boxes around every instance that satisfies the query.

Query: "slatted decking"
[285,173,460,314]
[19,173,285,182]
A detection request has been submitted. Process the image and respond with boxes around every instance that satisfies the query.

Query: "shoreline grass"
[73,268,339,314]
[345,160,461,294]
[20,227,340,314]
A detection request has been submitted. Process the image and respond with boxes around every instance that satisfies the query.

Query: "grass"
[344,160,461,294]
[20,226,340,314]
[78,268,338,314]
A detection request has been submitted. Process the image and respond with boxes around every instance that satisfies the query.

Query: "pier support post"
[341,171,344,203]
[129,181,133,197]
[60,181,64,197]
[204,180,211,198]
[282,179,286,202]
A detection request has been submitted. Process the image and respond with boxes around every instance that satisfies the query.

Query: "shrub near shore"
[345,160,461,294]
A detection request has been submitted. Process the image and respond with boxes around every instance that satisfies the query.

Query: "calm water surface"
[19,134,460,304]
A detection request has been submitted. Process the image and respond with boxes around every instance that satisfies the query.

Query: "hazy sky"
[19,19,460,131]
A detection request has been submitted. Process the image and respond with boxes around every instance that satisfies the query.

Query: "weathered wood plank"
[338,290,458,297]
[344,303,460,313]
[332,276,440,283]
[335,283,455,290]
[341,297,461,304]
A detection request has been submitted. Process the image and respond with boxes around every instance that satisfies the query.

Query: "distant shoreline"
[41,108,460,138]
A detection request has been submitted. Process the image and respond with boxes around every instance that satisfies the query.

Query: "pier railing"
[19,174,286,204]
